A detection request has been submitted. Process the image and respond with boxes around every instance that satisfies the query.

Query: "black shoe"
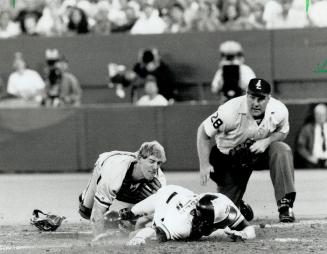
[278,198,295,223]
[78,194,92,220]
[240,200,254,221]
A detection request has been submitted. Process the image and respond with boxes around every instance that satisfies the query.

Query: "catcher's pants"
[209,142,296,207]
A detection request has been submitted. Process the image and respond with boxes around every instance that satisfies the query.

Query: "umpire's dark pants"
[209,142,296,207]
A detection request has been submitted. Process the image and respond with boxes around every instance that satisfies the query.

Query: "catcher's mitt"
[116,177,162,204]
[30,209,66,231]
[229,138,257,170]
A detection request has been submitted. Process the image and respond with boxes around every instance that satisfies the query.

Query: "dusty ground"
[1,219,327,254]
[0,171,327,253]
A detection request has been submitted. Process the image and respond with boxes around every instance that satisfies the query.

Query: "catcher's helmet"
[195,194,217,224]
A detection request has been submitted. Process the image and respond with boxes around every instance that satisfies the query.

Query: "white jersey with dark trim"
[202,95,289,154]
[153,185,246,240]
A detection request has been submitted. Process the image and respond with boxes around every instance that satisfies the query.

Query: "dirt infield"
[1,170,327,253]
[1,219,327,254]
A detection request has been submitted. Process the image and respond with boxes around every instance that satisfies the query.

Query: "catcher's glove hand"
[229,138,257,170]
[104,208,139,233]
[116,177,162,204]
[30,209,65,231]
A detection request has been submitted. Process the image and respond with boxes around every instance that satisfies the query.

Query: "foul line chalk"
[255,219,327,228]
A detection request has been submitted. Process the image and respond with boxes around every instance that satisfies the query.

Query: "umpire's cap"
[247,78,271,98]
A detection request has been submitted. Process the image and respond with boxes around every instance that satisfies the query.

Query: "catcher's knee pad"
[79,194,92,220]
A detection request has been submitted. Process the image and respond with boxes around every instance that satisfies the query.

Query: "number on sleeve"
[210,112,223,129]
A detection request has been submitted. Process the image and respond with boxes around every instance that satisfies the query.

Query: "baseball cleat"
[279,207,295,223]
[278,197,295,223]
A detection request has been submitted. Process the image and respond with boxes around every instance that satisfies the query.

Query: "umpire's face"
[247,93,270,118]
[139,155,162,180]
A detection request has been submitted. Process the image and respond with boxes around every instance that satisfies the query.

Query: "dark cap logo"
[247,78,271,97]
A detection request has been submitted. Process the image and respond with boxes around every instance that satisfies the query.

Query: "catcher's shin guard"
[79,194,92,220]
[240,200,254,222]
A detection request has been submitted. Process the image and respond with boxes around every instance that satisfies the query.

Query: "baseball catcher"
[78,141,167,237]
[30,209,65,231]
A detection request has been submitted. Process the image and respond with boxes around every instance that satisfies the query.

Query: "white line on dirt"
[255,219,327,228]
[0,244,88,251]
[273,238,313,243]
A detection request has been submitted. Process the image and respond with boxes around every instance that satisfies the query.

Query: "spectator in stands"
[42,54,82,107]
[211,40,256,103]
[35,0,66,36]
[296,104,327,168]
[164,3,190,33]
[182,0,201,30]
[233,1,262,30]
[66,6,89,35]
[7,52,45,106]
[0,10,21,39]
[136,75,168,106]
[132,47,176,102]
[195,1,223,32]
[220,1,241,30]
[248,2,266,29]
[110,5,138,33]
[263,0,308,29]
[92,7,111,35]
[130,3,166,34]
[16,10,42,36]
[308,0,327,27]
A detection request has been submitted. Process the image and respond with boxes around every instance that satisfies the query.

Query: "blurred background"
[0,0,326,173]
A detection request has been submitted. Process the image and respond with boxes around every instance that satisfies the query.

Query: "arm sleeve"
[275,104,290,134]
[202,106,227,137]
[94,163,121,208]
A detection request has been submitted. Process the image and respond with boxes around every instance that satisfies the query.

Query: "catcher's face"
[139,155,162,180]
[247,94,269,118]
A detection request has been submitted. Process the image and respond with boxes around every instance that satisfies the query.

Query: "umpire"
[197,78,296,223]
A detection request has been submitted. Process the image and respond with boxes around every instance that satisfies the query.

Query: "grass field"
[0,170,327,253]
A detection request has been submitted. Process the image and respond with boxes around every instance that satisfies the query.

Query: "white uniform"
[202,95,289,154]
[132,185,245,241]
[81,151,166,210]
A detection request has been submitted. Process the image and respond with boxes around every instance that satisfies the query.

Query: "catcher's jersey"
[203,95,289,154]
[153,185,245,240]
[94,151,166,208]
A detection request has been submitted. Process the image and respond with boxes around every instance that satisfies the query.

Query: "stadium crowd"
[0,0,326,38]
